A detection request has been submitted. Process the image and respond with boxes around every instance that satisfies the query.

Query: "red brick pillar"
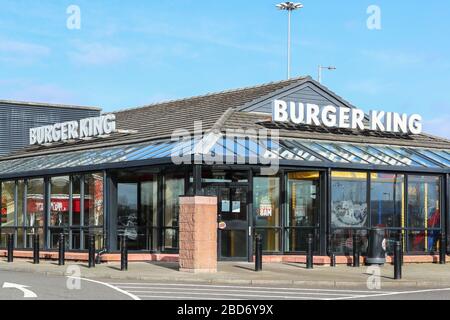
[179,196,218,273]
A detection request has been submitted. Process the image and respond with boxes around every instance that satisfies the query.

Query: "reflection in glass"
[255,228,281,253]
[141,179,158,250]
[1,181,15,227]
[331,172,368,228]
[164,173,185,249]
[331,229,369,254]
[26,179,45,249]
[84,173,104,227]
[370,174,404,228]
[221,230,247,258]
[254,177,280,228]
[408,175,441,252]
[117,183,138,249]
[287,172,319,227]
[50,176,70,227]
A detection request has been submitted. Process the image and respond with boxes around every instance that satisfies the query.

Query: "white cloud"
[68,41,127,66]
[0,38,50,64]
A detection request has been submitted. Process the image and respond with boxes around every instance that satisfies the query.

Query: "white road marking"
[137,295,242,300]
[110,282,391,294]
[330,287,450,300]
[2,282,37,299]
[67,277,141,301]
[121,287,359,297]
[135,291,327,300]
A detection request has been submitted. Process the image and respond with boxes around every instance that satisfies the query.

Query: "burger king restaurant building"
[0,77,449,264]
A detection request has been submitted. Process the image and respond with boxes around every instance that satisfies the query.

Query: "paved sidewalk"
[0,259,450,289]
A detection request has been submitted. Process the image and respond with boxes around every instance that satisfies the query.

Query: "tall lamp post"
[318,65,336,84]
[276,2,303,79]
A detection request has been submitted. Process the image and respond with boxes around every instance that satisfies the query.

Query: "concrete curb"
[0,265,450,289]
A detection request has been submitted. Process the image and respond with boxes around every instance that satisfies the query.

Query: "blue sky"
[0,0,449,138]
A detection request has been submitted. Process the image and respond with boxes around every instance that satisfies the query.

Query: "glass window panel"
[338,144,388,165]
[72,175,81,226]
[26,179,45,229]
[353,145,407,166]
[300,142,350,163]
[331,172,368,228]
[286,229,319,253]
[372,146,421,167]
[1,181,15,227]
[331,229,369,255]
[221,230,248,258]
[370,173,405,228]
[84,173,104,227]
[287,172,320,227]
[117,183,138,249]
[141,178,158,250]
[281,141,322,162]
[419,150,450,167]
[254,177,280,228]
[50,176,70,227]
[255,228,281,253]
[163,228,178,250]
[408,175,441,231]
[17,181,25,227]
[320,143,369,164]
[164,173,185,230]
[392,147,442,168]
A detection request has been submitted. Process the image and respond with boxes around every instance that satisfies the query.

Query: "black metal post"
[255,234,263,272]
[440,232,446,265]
[307,234,314,269]
[353,234,360,268]
[88,234,96,268]
[33,234,40,264]
[394,241,402,280]
[120,235,128,271]
[58,233,65,266]
[327,234,336,267]
[7,234,14,263]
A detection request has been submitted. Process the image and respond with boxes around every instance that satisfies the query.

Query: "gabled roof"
[0,99,101,111]
[1,76,449,162]
[1,77,307,160]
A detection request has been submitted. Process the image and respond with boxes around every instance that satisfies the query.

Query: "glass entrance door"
[218,187,249,261]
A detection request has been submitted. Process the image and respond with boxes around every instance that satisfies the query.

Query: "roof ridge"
[113,76,308,114]
[0,99,101,111]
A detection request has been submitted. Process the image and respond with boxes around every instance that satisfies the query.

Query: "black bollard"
[88,234,96,268]
[7,234,14,263]
[330,253,336,267]
[394,241,402,280]
[306,234,314,269]
[58,233,65,266]
[353,234,360,268]
[33,234,40,264]
[255,234,263,272]
[440,232,446,265]
[327,234,336,267]
[120,235,128,271]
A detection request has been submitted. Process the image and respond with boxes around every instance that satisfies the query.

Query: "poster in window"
[258,197,273,217]
[332,200,367,228]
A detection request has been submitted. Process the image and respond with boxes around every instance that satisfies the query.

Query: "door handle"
[249,226,252,237]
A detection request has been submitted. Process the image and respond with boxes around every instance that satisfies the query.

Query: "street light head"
[276,2,304,11]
